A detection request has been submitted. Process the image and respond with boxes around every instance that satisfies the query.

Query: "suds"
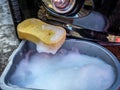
[9,49,115,90]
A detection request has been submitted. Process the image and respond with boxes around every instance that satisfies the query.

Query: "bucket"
[0,39,120,90]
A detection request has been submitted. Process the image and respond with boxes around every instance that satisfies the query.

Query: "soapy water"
[9,48,115,90]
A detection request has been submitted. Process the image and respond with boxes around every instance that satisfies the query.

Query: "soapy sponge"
[17,18,66,54]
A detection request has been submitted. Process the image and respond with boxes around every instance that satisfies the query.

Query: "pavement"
[0,0,19,75]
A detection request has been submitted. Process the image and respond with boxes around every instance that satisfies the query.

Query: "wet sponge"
[17,18,66,54]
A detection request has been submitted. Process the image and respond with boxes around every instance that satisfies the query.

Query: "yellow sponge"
[17,18,66,54]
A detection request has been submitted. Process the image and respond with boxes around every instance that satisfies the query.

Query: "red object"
[116,37,120,42]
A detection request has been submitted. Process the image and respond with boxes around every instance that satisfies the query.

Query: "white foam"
[42,24,65,42]
[36,42,57,54]
[9,51,115,90]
